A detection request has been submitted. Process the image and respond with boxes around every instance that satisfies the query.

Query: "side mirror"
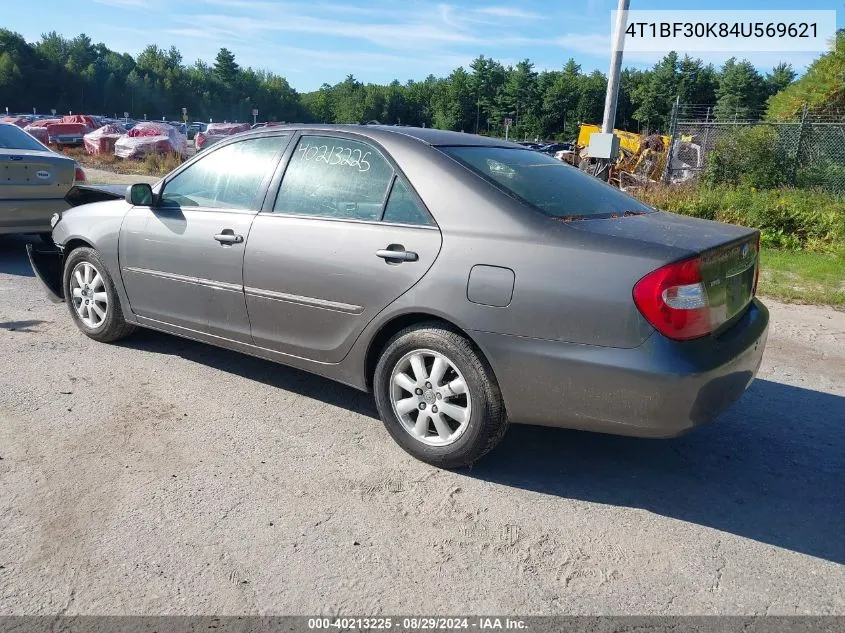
[126,183,154,206]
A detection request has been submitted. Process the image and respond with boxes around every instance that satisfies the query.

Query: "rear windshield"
[440,146,652,219]
[0,124,49,152]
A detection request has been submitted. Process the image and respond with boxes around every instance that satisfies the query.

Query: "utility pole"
[601,0,630,134]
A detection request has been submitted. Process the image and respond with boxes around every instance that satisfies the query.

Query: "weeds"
[59,146,186,176]
[633,183,845,253]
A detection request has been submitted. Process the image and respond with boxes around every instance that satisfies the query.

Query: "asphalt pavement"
[0,235,843,615]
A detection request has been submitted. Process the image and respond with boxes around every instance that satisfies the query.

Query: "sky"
[4,0,842,91]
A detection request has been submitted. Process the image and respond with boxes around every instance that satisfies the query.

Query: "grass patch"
[758,247,845,307]
[633,183,845,253]
[60,147,186,176]
[631,183,845,306]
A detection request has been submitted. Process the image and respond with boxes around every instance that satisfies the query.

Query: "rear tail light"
[633,256,713,341]
[74,165,87,183]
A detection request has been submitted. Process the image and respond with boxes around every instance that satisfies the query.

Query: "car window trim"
[260,130,440,229]
[252,211,440,231]
[378,174,398,221]
[157,131,293,213]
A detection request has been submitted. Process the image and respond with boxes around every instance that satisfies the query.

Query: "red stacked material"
[45,122,88,141]
[195,122,250,150]
[1,117,29,128]
[114,122,188,158]
[23,119,61,143]
[26,119,61,127]
[84,123,127,155]
[61,114,98,131]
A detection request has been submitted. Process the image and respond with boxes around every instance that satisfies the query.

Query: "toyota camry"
[28,125,768,468]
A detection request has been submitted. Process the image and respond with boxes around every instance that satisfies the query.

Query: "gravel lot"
[83,168,160,186]
[0,234,843,615]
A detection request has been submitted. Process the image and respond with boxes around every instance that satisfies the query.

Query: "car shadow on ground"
[0,236,37,277]
[470,379,845,566]
[123,329,380,420]
[123,328,845,566]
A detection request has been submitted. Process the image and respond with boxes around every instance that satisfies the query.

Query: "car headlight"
[50,212,61,228]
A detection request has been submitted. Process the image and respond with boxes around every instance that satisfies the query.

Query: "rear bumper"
[49,136,84,145]
[472,299,769,437]
[0,199,69,235]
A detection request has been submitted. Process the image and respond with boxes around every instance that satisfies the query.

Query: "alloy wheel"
[389,349,472,446]
[70,261,109,329]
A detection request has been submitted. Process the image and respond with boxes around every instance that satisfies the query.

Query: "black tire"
[373,323,508,469]
[63,247,136,343]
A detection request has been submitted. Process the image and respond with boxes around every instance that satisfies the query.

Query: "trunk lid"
[567,211,759,329]
[1,149,75,200]
[699,235,759,328]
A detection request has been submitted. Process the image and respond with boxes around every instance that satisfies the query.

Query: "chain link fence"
[665,107,845,194]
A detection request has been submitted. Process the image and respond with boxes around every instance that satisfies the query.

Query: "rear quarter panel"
[357,137,670,350]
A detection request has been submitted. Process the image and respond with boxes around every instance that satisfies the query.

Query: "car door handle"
[214,232,244,245]
[376,247,418,263]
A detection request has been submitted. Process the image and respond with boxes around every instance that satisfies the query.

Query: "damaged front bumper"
[25,184,127,304]
[26,243,64,303]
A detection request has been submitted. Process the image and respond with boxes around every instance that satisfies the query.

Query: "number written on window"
[274,136,393,221]
[296,142,372,172]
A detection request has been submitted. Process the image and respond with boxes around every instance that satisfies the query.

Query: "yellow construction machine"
[568,124,680,188]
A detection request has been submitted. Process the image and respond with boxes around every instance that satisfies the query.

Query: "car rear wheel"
[63,247,136,343]
[373,324,508,468]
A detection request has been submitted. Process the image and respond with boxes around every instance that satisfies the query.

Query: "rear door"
[243,133,442,363]
[119,133,291,341]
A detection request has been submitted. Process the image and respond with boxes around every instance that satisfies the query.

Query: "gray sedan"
[28,125,768,467]
[1,122,85,240]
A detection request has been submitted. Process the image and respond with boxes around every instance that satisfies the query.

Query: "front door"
[243,134,442,363]
[119,133,291,341]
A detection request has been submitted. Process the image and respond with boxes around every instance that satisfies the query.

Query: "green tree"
[765,62,796,97]
[497,59,538,138]
[540,59,581,138]
[213,48,239,84]
[767,31,844,120]
[632,52,680,132]
[469,55,506,134]
[576,71,607,127]
[715,58,766,121]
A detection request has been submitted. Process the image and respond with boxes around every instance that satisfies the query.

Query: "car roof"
[239,124,522,148]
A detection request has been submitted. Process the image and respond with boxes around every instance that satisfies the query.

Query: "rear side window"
[440,146,652,219]
[274,136,394,221]
[382,178,434,226]
[0,124,48,151]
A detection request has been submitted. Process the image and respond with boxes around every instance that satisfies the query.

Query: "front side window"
[161,135,288,210]
[440,146,653,219]
[273,136,394,221]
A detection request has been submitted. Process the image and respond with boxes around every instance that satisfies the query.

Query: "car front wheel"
[373,324,508,468]
[63,247,136,343]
